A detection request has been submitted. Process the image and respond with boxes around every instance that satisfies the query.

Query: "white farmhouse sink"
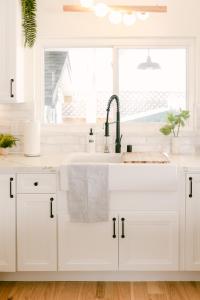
[109,164,178,192]
[64,152,123,164]
[61,152,177,192]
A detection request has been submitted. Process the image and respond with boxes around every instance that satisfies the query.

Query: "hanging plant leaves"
[21,0,37,48]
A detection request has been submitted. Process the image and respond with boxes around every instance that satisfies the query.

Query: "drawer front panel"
[17,174,56,194]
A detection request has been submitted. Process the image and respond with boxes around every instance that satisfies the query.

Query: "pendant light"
[63,4,167,26]
[137,49,161,70]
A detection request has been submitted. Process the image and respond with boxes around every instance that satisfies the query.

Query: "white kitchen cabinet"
[58,214,118,271]
[58,211,179,272]
[119,212,179,271]
[17,173,57,194]
[17,194,57,271]
[0,174,16,272]
[0,0,24,103]
[185,174,200,270]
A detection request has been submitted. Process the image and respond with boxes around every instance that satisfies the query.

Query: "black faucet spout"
[105,95,122,153]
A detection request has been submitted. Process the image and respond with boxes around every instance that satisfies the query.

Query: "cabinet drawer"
[17,174,57,194]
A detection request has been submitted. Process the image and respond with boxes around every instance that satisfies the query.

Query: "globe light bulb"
[137,12,150,21]
[94,2,109,17]
[80,0,94,8]
[109,11,122,24]
[123,13,136,26]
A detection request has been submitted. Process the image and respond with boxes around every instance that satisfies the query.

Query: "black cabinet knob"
[34,182,39,186]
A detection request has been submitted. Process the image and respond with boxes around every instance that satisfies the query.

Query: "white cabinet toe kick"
[0,168,200,281]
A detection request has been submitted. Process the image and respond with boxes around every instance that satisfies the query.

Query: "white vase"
[171,137,180,154]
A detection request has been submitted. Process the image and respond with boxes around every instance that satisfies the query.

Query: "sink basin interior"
[65,153,123,164]
[64,152,170,164]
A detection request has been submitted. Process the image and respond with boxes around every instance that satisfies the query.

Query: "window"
[44,45,189,125]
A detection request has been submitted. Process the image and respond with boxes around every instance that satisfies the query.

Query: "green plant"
[160,110,190,137]
[0,134,18,149]
[21,0,37,48]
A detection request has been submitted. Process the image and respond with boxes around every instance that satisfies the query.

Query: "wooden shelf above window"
[63,5,167,14]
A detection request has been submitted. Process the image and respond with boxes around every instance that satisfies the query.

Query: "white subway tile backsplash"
[60,144,86,153]
[41,143,62,154]
[44,135,80,145]
[0,121,199,155]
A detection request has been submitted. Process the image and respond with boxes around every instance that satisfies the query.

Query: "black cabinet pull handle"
[50,198,54,218]
[121,218,125,238]
[34,182,39,186]
[189,177,193,198]
[112,218,116,238]
[10,79,14,98]
[10,177,14,198]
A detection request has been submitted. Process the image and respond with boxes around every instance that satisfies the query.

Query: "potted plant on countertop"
[160,110,190,154]
[0,134,19,155]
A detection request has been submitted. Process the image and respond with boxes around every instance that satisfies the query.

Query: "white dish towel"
[60,164,109,222]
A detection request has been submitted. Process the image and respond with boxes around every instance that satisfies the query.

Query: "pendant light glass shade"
[94,2,109,17]
[123,13,136,26]
[109,11,122,24]
[137,12,150,21]
[80,0,94,8]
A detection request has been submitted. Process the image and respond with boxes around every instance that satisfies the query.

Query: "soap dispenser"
[87,128,96,153]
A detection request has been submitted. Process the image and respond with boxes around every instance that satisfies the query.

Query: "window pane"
[44,48,113,124]
[118,48,187,122]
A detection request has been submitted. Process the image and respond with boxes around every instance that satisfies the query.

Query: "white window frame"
[35,37,196,134]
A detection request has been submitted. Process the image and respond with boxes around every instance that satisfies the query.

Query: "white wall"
[38,0,200,38]
[0,0,200,154]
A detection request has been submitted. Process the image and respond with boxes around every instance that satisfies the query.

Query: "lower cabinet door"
[119,212,179,271]
[17,194,57,271]
[58,214,118,271]
[0,174,16,272]
[185,174,200,270]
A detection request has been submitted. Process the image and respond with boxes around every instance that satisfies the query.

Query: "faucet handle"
[104,121,116,127]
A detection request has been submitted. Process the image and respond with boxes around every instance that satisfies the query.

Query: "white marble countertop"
[0,154,63,172]
[0,153,200,171]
